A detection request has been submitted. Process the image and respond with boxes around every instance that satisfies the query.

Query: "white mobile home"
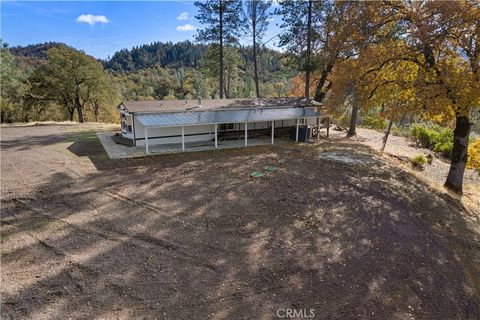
[118,98,327,155]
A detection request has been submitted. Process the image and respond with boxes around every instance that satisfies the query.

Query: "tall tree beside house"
[276,0,322,100]
[242,0,272,98]
[195,0,243,99]
[26,47,116,122]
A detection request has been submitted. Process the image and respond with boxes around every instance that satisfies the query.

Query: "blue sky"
[1,1,283,60]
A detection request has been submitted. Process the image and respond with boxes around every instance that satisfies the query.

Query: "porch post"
[271,121,275,144]
[244,122,248,147]
[317,117,320,140]
[181,126,185,151]
[144,127,149,155]
[296,119,300,142]
[214,123,218,149]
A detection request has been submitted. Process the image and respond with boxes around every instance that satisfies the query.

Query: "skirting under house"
[118,98,328,155]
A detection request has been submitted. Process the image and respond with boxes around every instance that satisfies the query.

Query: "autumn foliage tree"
[316,1,478,193]
[386,1,479,192]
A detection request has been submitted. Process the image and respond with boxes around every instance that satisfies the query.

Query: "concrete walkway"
[97,132,291,159]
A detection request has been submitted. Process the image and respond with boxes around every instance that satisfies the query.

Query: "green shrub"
[410,124,453,158]
[363,115,387,130]
[411,124,436,148]
[411,154,427,169]
[391,125,411,137]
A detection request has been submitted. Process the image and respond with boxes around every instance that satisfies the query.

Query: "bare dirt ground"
[329,127,480,212]
[1,123,479,319]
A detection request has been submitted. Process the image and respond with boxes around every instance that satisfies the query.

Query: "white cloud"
[176,12,189,20]
[76,14,109,26]
[266,17,274,22]
[176,24,196,32]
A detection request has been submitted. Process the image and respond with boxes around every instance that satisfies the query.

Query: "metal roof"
[121,98,322,113]
[136,107,320,128]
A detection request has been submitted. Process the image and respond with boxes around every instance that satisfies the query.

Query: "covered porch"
[138,108,326,155]
[98,132,295,159]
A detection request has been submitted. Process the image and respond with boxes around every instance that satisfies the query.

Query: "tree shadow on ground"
[1,140,479,319]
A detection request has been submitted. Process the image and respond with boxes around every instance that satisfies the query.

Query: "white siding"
[120,110,134,140]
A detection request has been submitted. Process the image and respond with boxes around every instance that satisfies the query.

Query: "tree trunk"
[75,96,84,123]
[77,106,84,123]
[219,1,224,99]
[252,3,260,98]
[381,119,393,153]
[445,115,471,193]
[305,0,312,100]
[347,105,358,137]
[313,63,334,103]
[68,107,75,122]
[226,70,230,99]
[94,103,99,122]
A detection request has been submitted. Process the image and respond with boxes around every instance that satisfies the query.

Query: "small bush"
[467,138,480,169]
[411,124,436,148]
[363,115,387,130]
[410,124,453,158]
[411,154,427,170]
[432,128,453,157]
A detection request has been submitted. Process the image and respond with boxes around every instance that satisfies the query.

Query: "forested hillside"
[6,40,295,105]
[105,41,207,72]
[10,42,67,60]
[102,40,295,100]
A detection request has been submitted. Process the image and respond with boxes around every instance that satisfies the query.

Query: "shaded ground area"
[330,127,480,213]
[334,127,479,186]
[1,123,479,319]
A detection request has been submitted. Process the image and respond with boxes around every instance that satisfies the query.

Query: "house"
[118,98,327,155]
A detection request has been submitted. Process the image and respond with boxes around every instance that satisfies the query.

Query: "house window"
[124,115,133,134]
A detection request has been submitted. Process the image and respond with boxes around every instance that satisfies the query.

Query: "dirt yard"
[1,123,479,319]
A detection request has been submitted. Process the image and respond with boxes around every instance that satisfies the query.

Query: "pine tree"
[242,0,272,98]
[195,0,243,98]
[276,0,321,99]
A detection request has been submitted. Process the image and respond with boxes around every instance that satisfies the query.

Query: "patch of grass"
[411,154,427,170]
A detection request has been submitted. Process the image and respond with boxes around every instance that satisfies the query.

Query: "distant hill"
[105,41,208,73]
[10,40,291,77]
[10,42,67,60]
[104,40,287,75]
[10,42,69,69]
